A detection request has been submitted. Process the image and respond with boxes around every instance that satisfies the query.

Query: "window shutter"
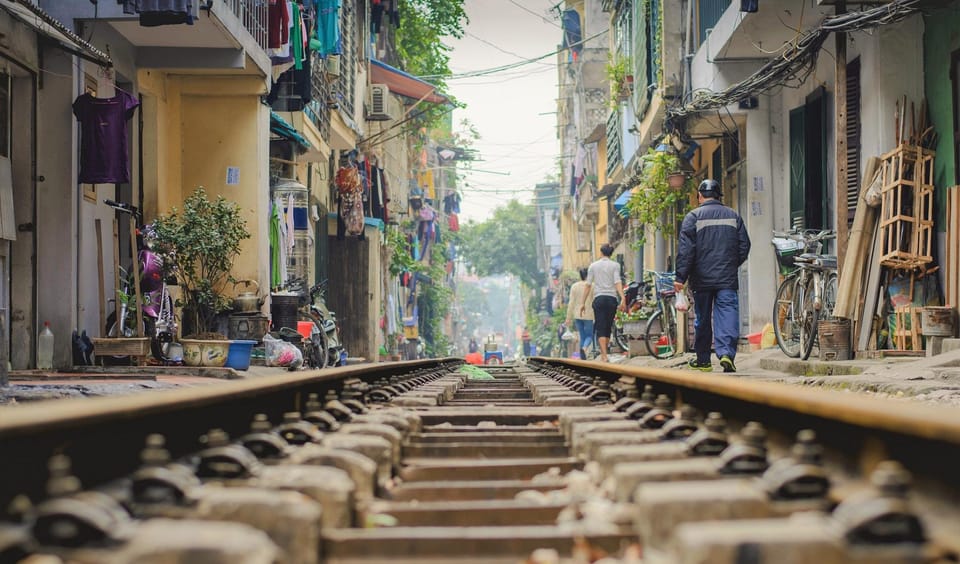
[632,0,648,116]
[845,58,862,225]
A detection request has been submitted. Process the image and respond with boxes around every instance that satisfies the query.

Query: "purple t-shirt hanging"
[72,91,139,184]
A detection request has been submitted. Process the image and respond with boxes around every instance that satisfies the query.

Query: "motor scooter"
[104,200,178,362]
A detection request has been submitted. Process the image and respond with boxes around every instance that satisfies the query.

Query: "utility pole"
[835,0,849,270]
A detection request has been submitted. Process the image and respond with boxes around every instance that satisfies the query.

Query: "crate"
[773,238,803,276]
[879,145,934,269]
[91,337,150,366]
[621,321,646,336]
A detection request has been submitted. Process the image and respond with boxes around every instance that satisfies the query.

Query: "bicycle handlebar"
[772,229,835,241]
[104,199,140,217]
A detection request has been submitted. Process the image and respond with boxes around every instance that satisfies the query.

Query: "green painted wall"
[924,6,960,229]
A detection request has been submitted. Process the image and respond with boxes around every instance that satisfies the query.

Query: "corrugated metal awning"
[369,59,448,105]
[1,0,112,66]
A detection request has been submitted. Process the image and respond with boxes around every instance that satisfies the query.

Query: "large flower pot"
[181,338,230,367]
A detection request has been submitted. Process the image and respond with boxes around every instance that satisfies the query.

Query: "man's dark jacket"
[675,199,751,290]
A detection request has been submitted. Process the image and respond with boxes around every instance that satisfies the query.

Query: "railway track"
[0,358,958,563]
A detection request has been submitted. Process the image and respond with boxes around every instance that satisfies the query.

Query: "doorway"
[789,87,829,230]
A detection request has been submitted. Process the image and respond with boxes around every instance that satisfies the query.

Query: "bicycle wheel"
[773,275,801,357]
[149,294,176,361]
[644,308,678,359]
[799,276,819,361]
[300,312,329,369]
[612,323,629,353]
[822,273,838,318]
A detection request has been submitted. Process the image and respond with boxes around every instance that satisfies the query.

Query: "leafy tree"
[459,200,545,288]
[396,0,468,130]
[396,0,468,91]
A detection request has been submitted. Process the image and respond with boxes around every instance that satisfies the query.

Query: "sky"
[445,0,564,222]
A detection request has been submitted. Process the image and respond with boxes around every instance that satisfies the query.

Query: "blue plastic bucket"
[226,340,257,371]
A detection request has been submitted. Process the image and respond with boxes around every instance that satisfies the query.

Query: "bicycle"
[644,271,680,358]
[771,230,837,360]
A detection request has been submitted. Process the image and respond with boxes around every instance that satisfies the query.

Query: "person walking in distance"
[566,268,595,359]
[674,179,751,373]
[581,244,625,362]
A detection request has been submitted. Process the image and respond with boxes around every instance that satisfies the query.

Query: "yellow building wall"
[180,92,269,285]
[137,71,271,293]
[560,206,593,272]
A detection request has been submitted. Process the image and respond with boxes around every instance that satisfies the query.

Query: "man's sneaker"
[687,359,712,372]
[720,355,736,373]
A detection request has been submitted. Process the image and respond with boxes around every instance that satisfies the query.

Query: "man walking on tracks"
[581,244,625,363]
[674,179,751,373]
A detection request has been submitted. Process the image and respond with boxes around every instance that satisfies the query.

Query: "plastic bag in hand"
[675,291,690,312]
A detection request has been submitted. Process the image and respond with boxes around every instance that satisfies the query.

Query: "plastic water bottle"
[38,322,54,370]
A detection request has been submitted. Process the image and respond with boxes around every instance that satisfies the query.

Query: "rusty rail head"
[0,358,461,513]
[528,358,960,444]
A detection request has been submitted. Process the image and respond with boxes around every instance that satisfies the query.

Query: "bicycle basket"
[773,238,803,276]
[654,273,676,296]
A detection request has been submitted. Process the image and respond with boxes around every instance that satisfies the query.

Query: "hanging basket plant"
[667,172,686,189]
[625,148,693,244]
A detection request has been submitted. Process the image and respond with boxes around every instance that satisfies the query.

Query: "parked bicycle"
[103,200,178,362]
[771,230,838,360]
[644,271,680,358]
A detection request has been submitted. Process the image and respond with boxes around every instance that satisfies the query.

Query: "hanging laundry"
[561,9,582,61]
[442,192,461,214]
[290,2,304,71]
[314,0,342,56]
[448,212,459,232]
[118,0,137,15]
[573,144,586,187]
[72,90,140,184]
[137,0,194,26]
[335,165,365,238]
[270,197,289,288]
[268,0,290,48]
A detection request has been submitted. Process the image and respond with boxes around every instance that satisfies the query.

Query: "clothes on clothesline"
[118,0,194,26]
[72,90,140,184]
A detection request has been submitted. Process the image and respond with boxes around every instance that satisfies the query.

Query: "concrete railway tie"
[0,359,957,563]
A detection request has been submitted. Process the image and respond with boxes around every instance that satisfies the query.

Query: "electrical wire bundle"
[668,0,921,121]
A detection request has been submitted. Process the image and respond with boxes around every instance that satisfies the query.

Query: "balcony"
[693,0,831,66]
[54,0,271,77]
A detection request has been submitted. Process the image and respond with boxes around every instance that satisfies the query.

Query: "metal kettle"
[233,280,264,312]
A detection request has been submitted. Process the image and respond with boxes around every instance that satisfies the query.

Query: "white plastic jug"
[38,321,54,370]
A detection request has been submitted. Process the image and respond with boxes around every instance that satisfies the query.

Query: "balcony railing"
[306,53,332,141]
[222,0,269,50]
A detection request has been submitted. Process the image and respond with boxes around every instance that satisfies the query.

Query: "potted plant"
[605,53,633,106]
[624,148,693,244]
[151,187,250,365]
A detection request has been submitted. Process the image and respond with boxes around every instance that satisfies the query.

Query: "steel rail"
[530,357,960,549]
[0,359,458,511]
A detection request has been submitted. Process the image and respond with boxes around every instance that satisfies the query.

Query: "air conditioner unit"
[324,54,340,78]
[367,83,392,121]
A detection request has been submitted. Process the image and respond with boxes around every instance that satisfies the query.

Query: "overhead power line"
[668,0,920,120]
[419,29,608,81]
